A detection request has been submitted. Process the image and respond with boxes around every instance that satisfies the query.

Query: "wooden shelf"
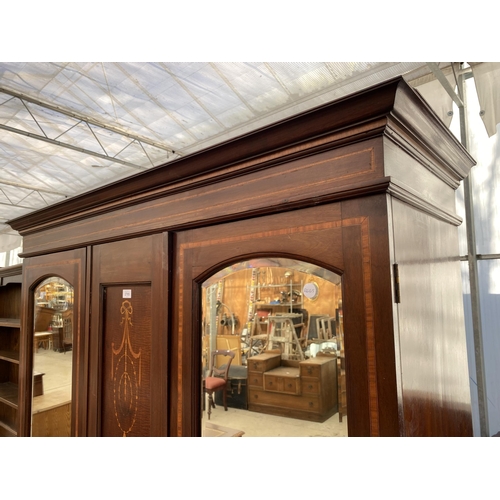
[0,268,22,436]
[0,418,17,436]
[0,350,19,363]
[0,318,21,328]
[256,302,302,307]
[0,382,19,408]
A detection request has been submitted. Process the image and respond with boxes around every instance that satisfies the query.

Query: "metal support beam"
[0,177,70,196]
[458,66,490,437]
[461,253,500,261]
[426,62,464,108]
[0,86,177,155]
[0,122,147,171]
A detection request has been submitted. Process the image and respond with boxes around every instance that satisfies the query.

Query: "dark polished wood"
[18,249,86,436]
[173,201,399,436]
[13,81,473,259]
[88,234,169,436]
[391,199,473,436]
[0,265,22,437]
[101,284,152,437]
[8,77,475,436]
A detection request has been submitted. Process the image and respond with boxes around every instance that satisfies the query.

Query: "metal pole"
[459,66,490,436]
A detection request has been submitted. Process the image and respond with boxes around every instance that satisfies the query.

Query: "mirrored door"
[200,258,347,437]
[31,277,74,437]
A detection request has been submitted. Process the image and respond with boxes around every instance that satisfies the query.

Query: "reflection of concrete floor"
[31,349,348,436]
[33,348,72,412]
[203,404,348,437]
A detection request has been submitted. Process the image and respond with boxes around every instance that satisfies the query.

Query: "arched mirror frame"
[189,248,348,429]
[173,198,398,437]
[198,256,346,437]
[18,248,87,437]
[31,275,74,436]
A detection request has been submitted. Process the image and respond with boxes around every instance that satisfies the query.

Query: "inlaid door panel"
[101,284,152,437]
[89,233,169,437]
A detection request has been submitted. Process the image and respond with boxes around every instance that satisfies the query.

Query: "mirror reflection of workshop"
[32,277,74,437]
[201,258,347,436]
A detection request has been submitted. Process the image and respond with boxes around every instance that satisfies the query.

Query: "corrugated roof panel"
[218,62,281,101]
[216,102,257,129]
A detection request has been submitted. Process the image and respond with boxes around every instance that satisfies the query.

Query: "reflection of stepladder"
[267,314,305,361]
[247,315,269,358]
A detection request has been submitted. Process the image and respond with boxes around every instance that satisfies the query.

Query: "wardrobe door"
[89,234,169,436]
[171,198,398,437]
[172,204,347,436]
[20,248,87,437]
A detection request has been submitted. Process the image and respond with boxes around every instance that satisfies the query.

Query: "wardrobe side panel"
[391,198,473,436]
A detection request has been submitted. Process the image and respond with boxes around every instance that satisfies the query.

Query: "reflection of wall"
[203,267,341,336]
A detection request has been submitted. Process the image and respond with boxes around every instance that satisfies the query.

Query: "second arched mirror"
[31,277,74,436]
[201,258,347,437]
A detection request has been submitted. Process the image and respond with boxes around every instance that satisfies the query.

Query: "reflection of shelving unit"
[0,265,22,437]
[253,281,303,314]
[35,280,74,330]
[249,281,303,357]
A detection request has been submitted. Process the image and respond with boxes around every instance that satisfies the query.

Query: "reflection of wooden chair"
[61,309,73,353]
[204,349,235,420]
[307,314,329,342]
[320,317,336,340]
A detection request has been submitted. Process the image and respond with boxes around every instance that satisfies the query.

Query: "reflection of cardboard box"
[33,372,44,397]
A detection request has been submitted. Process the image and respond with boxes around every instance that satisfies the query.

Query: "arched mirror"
[31,277,74,436]
[201,258,346,437]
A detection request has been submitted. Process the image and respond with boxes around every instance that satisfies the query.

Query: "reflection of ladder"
[267,314,305,360]
[248,313,270,357]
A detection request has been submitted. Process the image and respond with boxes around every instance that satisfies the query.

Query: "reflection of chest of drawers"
[248,353,338,422]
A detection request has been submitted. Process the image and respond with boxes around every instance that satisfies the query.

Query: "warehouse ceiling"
[0,61,488,249]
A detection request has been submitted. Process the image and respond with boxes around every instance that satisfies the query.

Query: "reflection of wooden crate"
[33,372,44,397]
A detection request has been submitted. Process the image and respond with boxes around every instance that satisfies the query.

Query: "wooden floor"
[33,348,72,406]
